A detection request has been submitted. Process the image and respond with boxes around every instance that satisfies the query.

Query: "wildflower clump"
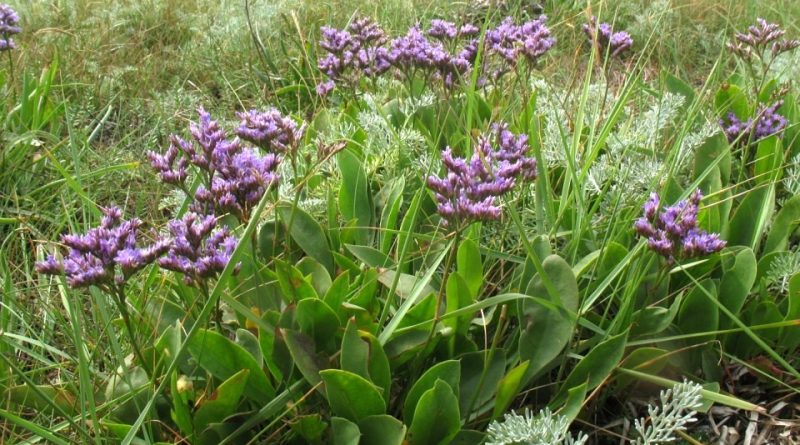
[427,124,537,226]
[0,4,21,51]
[236,108,307,154]
[582,17,633,57]
[634,190,726,261]
[35,206,170,288]
[316,16,556,94]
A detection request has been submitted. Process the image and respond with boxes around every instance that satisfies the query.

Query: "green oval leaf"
[358,415,406,445]
[277,203,335,275]
[186,329,274,405]
[320,369,386,422]
[403,360,460,424]
[409,380,461,445]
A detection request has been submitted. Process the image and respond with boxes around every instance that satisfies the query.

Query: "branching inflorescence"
[35,207,170,288]
[719,100,787,144]
[158,212,238,285]
[316,16,392,95]
[582,17,633,58]
[427,124,537,227]
[634,190,726,261]
[0,4,21,51]
[148,107,293,221]
[727,18,800,61]
[485,15,556,77]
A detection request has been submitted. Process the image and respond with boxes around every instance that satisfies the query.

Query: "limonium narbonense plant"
[0,4,21,51]
[427,123,537,227]
[582,17,633,58]
[236,108,307,155]
[35,206,172,376]
[634,189,726,261]
[484,15,555,79]
[148,107,291,222]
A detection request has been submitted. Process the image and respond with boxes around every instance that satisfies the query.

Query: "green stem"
[113,286,153,378]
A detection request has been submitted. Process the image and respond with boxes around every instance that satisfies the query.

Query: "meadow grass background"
[2,0,800,443]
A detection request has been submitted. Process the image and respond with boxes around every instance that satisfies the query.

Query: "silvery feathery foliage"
[485,408,588,445]
[356,93,428,178]
[633,380,703,444]
[586,92,685,197]
[782,154,800,200]
[531,79,574,167]
[677,121,719,170]
[608,92,685,153]
[765,250,800,294]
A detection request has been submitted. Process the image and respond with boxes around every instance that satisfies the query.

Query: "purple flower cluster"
[634,190,726,261]
[485,16,556,74]
[0,4,21,51]
[236,108,307,153]
[582,17,633,57]
[727,18,800,59]
[148,107,284,221]
[317,16,391,95]
[719,100,787,144]
[158,213,238,285]
[427,124,537,226]
[388,22,480,88]
[35,207,170,288]
[317,16,556,93]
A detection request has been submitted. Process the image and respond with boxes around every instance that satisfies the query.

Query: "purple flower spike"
[634,189,726,261]
[35,206,169,288]
[427,124,537,226]
[583,17,633,57]
[236,108,306,154]
[149,107,285,221]
[486,16,555,73]
[316,16,391,94]
[728,18,800,58]
[428,20,459,40]
[158,213,239,285]
[719,100,787,144]
[389,21,481,89]
[0,4,21,51]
